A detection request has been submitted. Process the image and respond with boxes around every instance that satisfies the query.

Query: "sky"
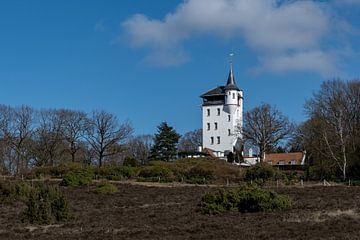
[0,0,359,135]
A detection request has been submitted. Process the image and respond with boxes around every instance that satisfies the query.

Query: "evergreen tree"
[150,122,181,161]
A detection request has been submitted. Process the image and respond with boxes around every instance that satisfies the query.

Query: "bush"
[123,157,138,167]
[245,163,282,182]
[92,180,118,194]
[0,180,13,201]
[137,165,174,182]
[22,183,69,224]
[95,165,136,181]
[184,166,215,184]
[0,181,33,202]
[200,185,292,214]
[61,168,93,187]
[12,181,33,201]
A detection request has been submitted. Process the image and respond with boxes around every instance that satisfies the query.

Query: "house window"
[228,115,231,122]
[214,122,218,130]
[207,123,210,130]
[217,136,220,144]
[228,129,231,136]
[232,93,235,99]
[207,109,210,116]
[217,108,220,116]
[278,161,285,165]
[210,137,214,145]
[290,160,296,165]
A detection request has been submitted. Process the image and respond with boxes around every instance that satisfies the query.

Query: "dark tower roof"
[224,66,240,91]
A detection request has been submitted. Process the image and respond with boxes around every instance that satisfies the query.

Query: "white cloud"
[122,0,352,75]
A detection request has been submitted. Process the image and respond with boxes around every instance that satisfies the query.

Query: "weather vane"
[229,52,234,69]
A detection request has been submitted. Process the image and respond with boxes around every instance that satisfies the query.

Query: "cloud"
[122,0,353,75]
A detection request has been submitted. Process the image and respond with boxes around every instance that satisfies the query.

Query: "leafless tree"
[124,134,153,164]
[86,110,133,167]
[305,80,360,180]
[32,109,65,167]
[178,129,202,152]
[0,105,12,173]
[9,106,35,174]
[241,103,293,162]
[60,109,87,162]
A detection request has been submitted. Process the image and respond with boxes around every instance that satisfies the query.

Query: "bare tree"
[305,80,360,180]
[60,109,87,162]
[178,129,202,152]
[9,106,35,174]
[86,110,133,167]
[32,109,65,167]
[0,105,12,173]
[241,103,293,162]
[125,134,153,164]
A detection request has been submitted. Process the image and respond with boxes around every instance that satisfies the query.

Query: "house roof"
[202,148,217,158]
[265,152,304,165]
[200,86,225,98]
[201,66,241,97]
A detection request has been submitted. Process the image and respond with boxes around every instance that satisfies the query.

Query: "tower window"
[211,137,214,145]
[232,93,235,99]
[217,108,220,116]
[228,115,231,122]
[217,136,220,144]
[207,123,210,131]
[228,129,231,136]
[207,109,210,116]
[214,122,218,130]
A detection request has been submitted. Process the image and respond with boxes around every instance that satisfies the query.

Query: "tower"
[200,57,243,158]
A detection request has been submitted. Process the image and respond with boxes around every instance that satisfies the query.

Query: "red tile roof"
[265,152,304,165]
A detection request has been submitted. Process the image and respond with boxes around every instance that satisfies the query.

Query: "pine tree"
[150,122,181,161]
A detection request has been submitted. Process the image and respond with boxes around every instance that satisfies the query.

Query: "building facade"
[200,65,243,157]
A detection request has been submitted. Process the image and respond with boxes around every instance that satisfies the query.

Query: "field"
[1,182,360,240]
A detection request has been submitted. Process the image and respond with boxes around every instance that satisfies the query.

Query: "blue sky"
[0,0,359,135]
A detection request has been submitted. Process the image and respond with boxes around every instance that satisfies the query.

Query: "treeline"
[290,80,360,180]
[237,79,360,181]
[0,106,134,175]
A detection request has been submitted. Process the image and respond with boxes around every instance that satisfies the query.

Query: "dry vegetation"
[1,183,360,239]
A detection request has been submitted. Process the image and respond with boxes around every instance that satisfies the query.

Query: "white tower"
[200,57,243,158]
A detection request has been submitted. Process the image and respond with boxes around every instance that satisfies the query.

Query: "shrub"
[12,181,33,201]
[185,166,215,184]
[137,165,174,182]
[0,181,34,202]
[123,157,138,167]
[61,168,93,187]
[0,180,13,201]
[95,165,136,181]
[245,163,282,182]
[92,180,118,194]
[22,183,69,224]
[200,185,292,214]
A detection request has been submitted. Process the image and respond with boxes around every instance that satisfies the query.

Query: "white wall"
[202,95,242,154]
